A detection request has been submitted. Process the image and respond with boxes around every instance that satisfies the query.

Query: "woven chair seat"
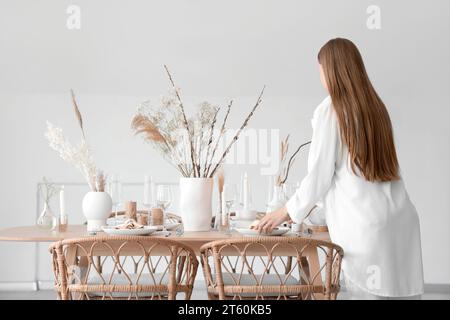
[86,273,169,298]
[219,273,300,297]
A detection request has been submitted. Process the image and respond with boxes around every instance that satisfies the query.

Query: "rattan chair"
[50,236,198,300]
[200,237,343,300]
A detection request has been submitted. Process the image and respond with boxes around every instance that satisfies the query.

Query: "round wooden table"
[0,224,331,296]
[0,224,329,247]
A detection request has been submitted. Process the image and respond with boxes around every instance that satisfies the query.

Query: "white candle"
[59,186,66,218]
[221,187,227,225]
[243,172,249,209]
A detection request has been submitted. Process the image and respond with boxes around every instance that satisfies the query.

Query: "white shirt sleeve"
[285,96,339,223]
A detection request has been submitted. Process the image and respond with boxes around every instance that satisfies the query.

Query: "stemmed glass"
[156,184,172,232]
[143,175,154,224]
[223,183,237,234]
[107,174,122,223]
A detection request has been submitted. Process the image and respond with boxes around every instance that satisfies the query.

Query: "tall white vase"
[179,177,213,232]
[82,192,113,232]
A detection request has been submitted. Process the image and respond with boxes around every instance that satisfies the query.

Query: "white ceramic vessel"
[82,191,113,232]
[179,177,213,231]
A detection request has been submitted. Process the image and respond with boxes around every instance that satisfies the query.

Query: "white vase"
[266,185,287,213]
[82,192,113,232]
[179,177,213,232]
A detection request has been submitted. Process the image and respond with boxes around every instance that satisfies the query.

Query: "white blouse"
[286,96,424,297]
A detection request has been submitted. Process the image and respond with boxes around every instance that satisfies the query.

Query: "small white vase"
[179,177,213,232]
[82,192,113,232]
[266,185,287,213]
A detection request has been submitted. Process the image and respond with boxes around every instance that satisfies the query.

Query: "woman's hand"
[256,206,290,234]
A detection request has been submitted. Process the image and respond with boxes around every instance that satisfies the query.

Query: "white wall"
[0,0,449,285]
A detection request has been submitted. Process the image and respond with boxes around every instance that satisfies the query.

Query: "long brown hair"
[318,38,399,182]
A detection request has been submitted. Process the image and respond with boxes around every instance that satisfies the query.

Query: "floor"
[0,285,449,300]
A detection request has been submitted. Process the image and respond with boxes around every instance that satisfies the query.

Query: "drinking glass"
[221,183,237,234]
[224,183,238,214]
[156,184,172,231]
[107,174,122,222]
[143,175,154,223]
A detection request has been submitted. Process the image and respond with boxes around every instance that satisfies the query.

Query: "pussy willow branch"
[164,65,198,177]
[281,140,311,184]
[205,100,233,177]
[209,86,265,178]
[202,106,221,177]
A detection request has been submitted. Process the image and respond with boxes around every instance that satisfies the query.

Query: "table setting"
[0,67,331,301]
[34,66,325,240]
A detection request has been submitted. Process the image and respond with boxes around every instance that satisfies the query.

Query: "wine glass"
[143,175,154,223]
[107,174,122,223]
[156,184,172,231]
[224,183,237,215]
[223,183,237,234]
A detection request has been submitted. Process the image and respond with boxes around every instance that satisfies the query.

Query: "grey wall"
[0,0,449,285]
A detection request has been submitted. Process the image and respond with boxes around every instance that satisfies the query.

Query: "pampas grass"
[71,89,85,139]
[95,171,107,192]
[45,91,108,192]
[131,114,166,143]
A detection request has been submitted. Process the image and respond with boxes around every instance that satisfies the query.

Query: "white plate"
[235,227,290,237]
[230,218,254,229]
[101,226,158,236]
[154,222,181,231]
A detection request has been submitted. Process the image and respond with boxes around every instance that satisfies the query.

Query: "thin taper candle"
[59,186,66,218]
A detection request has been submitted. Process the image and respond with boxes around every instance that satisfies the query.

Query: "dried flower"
[38,177,60,205]
[45,91,107,192]
[132,66,265,178]
[45,121,98,191]
[131,114,166,143]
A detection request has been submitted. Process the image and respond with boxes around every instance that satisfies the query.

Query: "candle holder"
[58,214,68,232]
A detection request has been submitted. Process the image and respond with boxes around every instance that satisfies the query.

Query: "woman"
[257,38,424,299]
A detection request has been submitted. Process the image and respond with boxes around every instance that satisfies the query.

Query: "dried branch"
[70,89,86,140]
[209,86,265,178]
[205,100,233,177]
[280,140,311,184]
[276,135,290,186]
[164,65,198,176]
[202,106,221,177]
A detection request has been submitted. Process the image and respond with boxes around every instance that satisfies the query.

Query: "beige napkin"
[114,219,144,230]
